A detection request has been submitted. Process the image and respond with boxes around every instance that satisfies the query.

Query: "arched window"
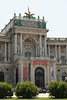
[0,72,4,82]
[25,38,32,44]
[24,37,36,57]
[62,72,67,81]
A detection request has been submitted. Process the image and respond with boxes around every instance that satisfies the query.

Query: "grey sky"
[0,0,67,37]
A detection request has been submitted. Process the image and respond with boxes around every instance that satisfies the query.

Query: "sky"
[0,0,67,37]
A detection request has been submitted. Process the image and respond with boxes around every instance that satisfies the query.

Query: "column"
[39,35,42,56]
[48,45,50,58]
[36,43,37,57]
[44,35,47,57]
[20,34,22,55]
[55,45,57,59]
[58,45,61,63]
[38,44,40,57]
[65,45,67,64]
[14,69,16,87]
[30,64,35,84]
[14,33,17,54]
[27,63,29,81]
[4,42,7,62]
[8,43,10,62]
[20,64,23,82]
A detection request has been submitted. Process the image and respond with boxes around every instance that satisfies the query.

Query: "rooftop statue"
[25,7,35,19]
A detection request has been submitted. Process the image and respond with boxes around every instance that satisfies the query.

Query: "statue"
[24,7,35,19]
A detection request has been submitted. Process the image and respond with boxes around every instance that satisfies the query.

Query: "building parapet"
[47,38,67,41]
[1,13,47,34]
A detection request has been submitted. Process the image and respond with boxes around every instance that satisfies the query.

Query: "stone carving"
[38,21,42,28]
[13,18,23,26]
[43,21,46,29]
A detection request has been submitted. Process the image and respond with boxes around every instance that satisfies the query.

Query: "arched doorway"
[35,67,44,87]
[16,68,18,84]
[0,72,4,82]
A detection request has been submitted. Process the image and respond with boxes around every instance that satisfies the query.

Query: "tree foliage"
[47,80,67,98]
[15,81,38,98]
[0,82,14,98]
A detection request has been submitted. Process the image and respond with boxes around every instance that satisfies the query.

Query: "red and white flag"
[28,7,29,13]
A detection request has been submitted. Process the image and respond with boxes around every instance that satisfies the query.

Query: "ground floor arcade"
[0,58,64,87]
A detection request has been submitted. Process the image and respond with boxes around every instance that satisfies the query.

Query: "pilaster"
[8,43,10,62]
[4,42,7,62]
[36,43,37,57]
[48,45,50,58]
[20,34,22,55]
[14,33,17,54]
[58,45,61,63]
[44,35,47,57]
[39,35,42,56]
[20,63,23,82]
[30,63,35,84]
[55,45,57,59]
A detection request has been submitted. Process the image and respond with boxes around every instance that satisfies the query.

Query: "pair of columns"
[48,45,67,63]
[48,45,58,59]
[14,33,47,57]
[39,35,47,57]
[14,33,23,55]
[4,42,10,62]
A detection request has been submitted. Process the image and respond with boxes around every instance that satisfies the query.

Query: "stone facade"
[0,13,67,87]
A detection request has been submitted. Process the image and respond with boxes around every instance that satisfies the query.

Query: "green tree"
[47,80,67,98]
[15,81,38,98]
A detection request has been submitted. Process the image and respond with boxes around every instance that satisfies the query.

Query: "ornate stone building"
[0,12,67,87]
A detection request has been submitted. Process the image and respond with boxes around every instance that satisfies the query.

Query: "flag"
[23,66,27,79]
[28,7,29,13]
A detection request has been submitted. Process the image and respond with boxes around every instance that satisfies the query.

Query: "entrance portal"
[16,68,18,84]
[0,72,4,82]
[35,67,44,87]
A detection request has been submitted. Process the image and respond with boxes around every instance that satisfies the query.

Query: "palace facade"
[0,13,67,87]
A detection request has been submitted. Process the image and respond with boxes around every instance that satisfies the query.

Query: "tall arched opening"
[24,37,36,58]
[16,68,18,84]
[62,72,67,81]
[0,71,4,82]
[35,67,44,87]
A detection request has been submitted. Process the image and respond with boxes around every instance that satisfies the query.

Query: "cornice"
[9,27,49,35]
